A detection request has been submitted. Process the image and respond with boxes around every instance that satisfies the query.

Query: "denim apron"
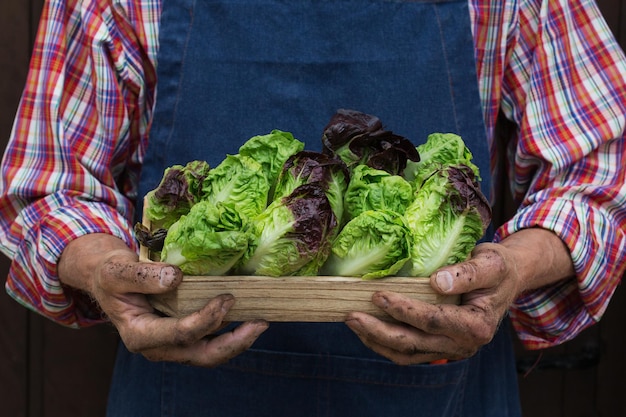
[107,0,522,415]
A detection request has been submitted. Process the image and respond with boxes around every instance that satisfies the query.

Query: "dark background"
[1,1,625,416]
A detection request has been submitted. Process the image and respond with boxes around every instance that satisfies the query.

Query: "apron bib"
[109,0,521,416]
[138,0,491,195]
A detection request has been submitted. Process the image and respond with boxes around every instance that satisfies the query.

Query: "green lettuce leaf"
[202,154,271,219]
[343,164,414,222]
[404,133,479,187]
[238,129,305,197]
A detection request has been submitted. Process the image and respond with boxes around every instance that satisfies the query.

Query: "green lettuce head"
[160,201,252,276]
[322,209,412,279]
[400,164,492,277]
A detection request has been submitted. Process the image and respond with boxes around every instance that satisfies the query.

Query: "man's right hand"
[58,233,268,367]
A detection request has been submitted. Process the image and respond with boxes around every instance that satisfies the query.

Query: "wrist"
[499,227,575,293]
[58,233,137,294]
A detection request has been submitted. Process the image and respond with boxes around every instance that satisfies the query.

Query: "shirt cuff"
[5,199,137,328]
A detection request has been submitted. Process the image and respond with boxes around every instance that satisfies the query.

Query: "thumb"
[430,243,507,295]
[97,257,184,295]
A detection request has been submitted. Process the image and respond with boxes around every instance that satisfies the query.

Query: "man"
[1,0,625,415]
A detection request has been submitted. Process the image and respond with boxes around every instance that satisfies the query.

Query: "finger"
[431,243,507,295]
[98,260,183,295]
[118,294,236,352]
[141,320,269,367]
[372,291,466,335]
[345,312,456,365]
[372,291,496,346]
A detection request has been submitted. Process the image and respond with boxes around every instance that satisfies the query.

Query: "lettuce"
[404,132,479,186]
[139,113,494,282]
[238,130,305,198]
[273,150,350,225]
[321,109,420,175]
[160,201,252,276]
[399,164,491,277]
[322,209,412,279]
[237,184,338,277]
[201,154,271,220]
[144,160,211,228]
[343,164,414,222]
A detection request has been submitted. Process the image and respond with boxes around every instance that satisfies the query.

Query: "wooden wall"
[0,1,624,416]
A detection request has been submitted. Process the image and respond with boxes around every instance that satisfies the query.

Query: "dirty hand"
[58,233,268,367]
[345,228,574,365]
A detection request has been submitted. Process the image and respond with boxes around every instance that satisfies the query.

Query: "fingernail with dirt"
[159,266,177,288]
[344,317,362,334]
[221,295,235,313]
[373,292,389,308]
[435,270,453,293]
[252,320,269,336]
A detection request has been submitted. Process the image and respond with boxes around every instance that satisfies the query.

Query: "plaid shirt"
[1,0,625,349]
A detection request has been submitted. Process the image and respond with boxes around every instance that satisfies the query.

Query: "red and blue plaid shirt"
[1,0,625,349]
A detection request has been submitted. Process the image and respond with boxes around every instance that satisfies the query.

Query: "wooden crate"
[146,273,457,322]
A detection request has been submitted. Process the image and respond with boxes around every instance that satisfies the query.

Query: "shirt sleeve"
[494,0,626,349]
[0,0,160,327]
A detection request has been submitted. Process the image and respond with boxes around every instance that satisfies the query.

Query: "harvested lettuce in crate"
[161,201,252,276]
[321,209,412,279]
[138,109,492,282]
[237,183,338,277]
[399,164,492,277]
[273,150,350,225]
[343,164,413,223]
[144,160,211,229]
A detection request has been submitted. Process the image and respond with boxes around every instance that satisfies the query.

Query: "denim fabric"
[138,0,491,201]
[107,321,520,416]
[118,0,522,415]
